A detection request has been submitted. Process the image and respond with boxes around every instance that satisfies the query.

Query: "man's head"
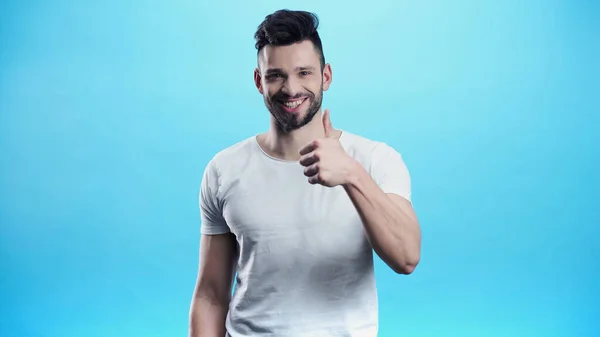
[253,10,332,133]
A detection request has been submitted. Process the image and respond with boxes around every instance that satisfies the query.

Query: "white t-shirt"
[200,131,412,337]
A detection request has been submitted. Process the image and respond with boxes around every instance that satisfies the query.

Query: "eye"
[266,74,283,81]
[299,71,311,76]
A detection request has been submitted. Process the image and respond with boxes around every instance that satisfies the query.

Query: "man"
[189,9,421,337]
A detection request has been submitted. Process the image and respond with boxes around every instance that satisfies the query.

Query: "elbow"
[392,262,417,275]
[391,255,420,275]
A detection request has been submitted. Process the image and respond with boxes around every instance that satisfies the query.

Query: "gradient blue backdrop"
[1,1,598,336]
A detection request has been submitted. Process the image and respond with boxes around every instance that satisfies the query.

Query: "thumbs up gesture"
[299,109,359,187]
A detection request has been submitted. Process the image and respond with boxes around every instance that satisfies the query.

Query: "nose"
[280,77,302,97]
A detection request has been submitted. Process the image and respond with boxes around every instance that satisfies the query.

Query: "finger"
[307,174,320,185]
[299,151,319,167]
[303,163,319,177]
[308,170,330,185]
[322,109,334,138]
[299,139,320,156]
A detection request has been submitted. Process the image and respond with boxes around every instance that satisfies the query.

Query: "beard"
[264,85,323,133]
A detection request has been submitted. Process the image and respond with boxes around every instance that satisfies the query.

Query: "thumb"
[322,108,334,138]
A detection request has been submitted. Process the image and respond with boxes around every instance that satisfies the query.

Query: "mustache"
[271,91,314,102]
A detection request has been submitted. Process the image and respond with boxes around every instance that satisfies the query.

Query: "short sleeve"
[199,159,231,235]
[370,143,412,202]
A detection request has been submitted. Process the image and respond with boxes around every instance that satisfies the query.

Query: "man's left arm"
[343,144,421,274]
[298,110,421,274]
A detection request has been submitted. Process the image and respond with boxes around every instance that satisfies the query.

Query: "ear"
[254,68,263,94]
[321,63,332,91]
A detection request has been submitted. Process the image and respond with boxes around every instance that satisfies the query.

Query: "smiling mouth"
[279,97,307,112]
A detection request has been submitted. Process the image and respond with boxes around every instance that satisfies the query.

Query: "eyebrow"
[265,66,316,75]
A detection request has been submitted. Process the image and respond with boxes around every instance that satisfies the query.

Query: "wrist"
[343,159,367,188]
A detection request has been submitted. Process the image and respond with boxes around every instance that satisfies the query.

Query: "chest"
[220,166,367,254]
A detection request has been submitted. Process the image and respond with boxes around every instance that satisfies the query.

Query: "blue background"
[1,0,598,336]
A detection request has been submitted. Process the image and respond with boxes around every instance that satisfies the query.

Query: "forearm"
[343,162,421,274]
[189,294,229,337]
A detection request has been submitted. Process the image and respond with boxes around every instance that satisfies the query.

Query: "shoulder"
[340,130,402,163]
[342,130,412,199]
[208,136,256,169]
[202,136,257,183]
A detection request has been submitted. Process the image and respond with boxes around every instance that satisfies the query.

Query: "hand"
[298,109,359,187]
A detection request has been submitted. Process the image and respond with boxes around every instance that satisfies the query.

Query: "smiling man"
[189,9,421,337]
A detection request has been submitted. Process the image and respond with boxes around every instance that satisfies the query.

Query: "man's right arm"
[189,232,237,337]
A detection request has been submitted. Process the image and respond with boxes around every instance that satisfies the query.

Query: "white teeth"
[283,99,304,108]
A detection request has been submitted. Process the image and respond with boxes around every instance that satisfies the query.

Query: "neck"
[259,111,328,161]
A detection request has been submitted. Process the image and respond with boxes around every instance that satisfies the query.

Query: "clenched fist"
[298,109,360,187]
